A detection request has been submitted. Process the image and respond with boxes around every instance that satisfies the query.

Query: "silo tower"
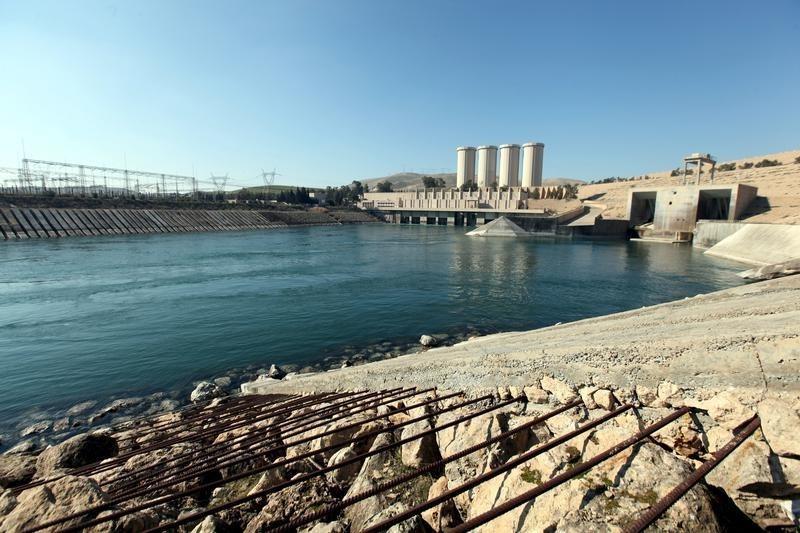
[456,146,476,188]
[476,145,498,187]
[498,144,521,187]
[521,142,545,187]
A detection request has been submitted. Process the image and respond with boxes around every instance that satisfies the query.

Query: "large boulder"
[419,335,438,348]
[0,475,108,532]
[400,406,441,468]
[267,364,286,380]
[0,455,37,488]
[420,476,462,530]
[244,478,337,533]
[35,433,119,476]
[190,381,226,403]
[758,397,800,458]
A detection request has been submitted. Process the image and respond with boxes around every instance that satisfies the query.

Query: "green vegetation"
[520,466,542,485]
[754,158,781,168]
[795,156,800,164]
[459,180,477,192]
[739,161,754,169]
[376,181,393,192]
[421,176,446,188]
[717,162,736,172]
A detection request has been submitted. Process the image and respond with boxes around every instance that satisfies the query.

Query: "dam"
[0,206,377,240]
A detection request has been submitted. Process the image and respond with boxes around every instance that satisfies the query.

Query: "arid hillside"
[579,149,800,223]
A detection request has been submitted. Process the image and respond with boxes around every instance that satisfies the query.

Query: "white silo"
[521,142,545,187]
[498,144,521,187]
[476,145,498,187]
[456,146,476,188]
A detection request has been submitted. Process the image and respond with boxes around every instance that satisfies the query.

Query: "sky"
[0,0,798,189]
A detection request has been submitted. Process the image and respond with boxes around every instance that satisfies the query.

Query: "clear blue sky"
[1,0,798,188]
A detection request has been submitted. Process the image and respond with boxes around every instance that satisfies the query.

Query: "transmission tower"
[210,174,229,195]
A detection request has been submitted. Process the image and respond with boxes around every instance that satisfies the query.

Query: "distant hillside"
[361,172,584,190]
[236,184,325,194]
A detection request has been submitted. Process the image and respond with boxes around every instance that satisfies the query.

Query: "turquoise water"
[0,225,742,430]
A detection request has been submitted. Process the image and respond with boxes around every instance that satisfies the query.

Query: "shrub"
[717,162,736,172]
[754,159,781,168]
[670,168,681,177]
[795,156,800,164]
[739,162,754,169]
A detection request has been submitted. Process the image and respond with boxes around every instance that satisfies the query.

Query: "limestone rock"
[247,463,288,496]
[420,476,462,530]
[540,376,577,404]
[593,389,617,411]
[301,521,348,533]
[0,454,36,488]
[190,381,226,403]
[344,432,399,531]
[419,335,438,347]
[400,416,441,468]
[19,421,50,438]
[268,364,286,380]
[190,515,235,533]
[66,400,98,416]
[35,433,118,476]
[758,397,799,458]
[635,385,658,407]
[245,478,337,533]
[362,502,427,532]
[579,386,598,409]
[0,475,108,531]
[5,439,38,455]
[325,445,361,487]
[657,381,683,407]
[523,386,549,404]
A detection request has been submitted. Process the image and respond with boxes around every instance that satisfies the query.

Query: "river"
[0,225,743,436]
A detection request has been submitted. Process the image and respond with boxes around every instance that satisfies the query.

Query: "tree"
[460,180,477,192]
[350,180,364,198]
[376,181,393,192]
[421,176,446,189]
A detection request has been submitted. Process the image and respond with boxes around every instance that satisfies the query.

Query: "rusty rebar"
[145,394,519,532]
[269,398,585,532]
[446,406,692,533]
[622,415,761,533]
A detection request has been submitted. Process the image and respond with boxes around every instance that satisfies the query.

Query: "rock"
[301,521,348,533]
[0,487,16,516]
[213,376,232,388]
[19,421,50,438]
[657,381,683,407]
[35,433,118,476]
[190,381,226,403]
[738,258,800,280]
[0,454,36,488]
[268,364,287,380]
[690,390,757,431]
[340,360,353,368]
[758,397,799,458]
[469,443,721,532]
[4,439,38,455]
[66,401,97,416]
[400,407,441,468]
[0,475,108,531]
[191,515,235,533]
[419,335,438,347]
[344,432,398,531]
[420,476,462,530]
[325,446,361,487]
[508,386,523,399]
[247,463,288,496]
[540,376,577,403]
[244,478,337,533]
[362,502,428,532]
[579,386,598,409]
[523,386,549,404]
[593,389,616,411]
[636,384,659,407]
[52,417,71,433]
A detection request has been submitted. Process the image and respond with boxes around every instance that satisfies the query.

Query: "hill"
[360,172,584,190]
[578,148,800,224]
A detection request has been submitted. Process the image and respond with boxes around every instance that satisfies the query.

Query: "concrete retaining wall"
[693,220,747,249]
[704,223,800,265]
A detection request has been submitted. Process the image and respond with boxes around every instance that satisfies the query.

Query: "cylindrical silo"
[498,144,521,187]
[521,142,545,187]
[456,146,476,188]
[476,145,497,187]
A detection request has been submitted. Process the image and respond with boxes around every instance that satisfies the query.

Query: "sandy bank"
[244,275,800,396]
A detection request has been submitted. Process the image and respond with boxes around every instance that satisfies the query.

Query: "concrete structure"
[521,142,545,187]
[476,145,497,187]
[704,224,800,266]
[466,216,529,237]
[683,153,717,185]
[693,221,747,249]
[627,183,757,242]
[497,144,521,188]
[456,146,476,189]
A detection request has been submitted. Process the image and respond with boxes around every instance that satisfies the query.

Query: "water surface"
[0,225,743,429]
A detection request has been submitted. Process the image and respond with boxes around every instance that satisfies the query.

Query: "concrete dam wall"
[704,223,800,265]
[0,207,378,240]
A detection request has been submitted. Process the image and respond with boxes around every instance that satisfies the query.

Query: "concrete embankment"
[704,223,800,265]
[0,207,378,240]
